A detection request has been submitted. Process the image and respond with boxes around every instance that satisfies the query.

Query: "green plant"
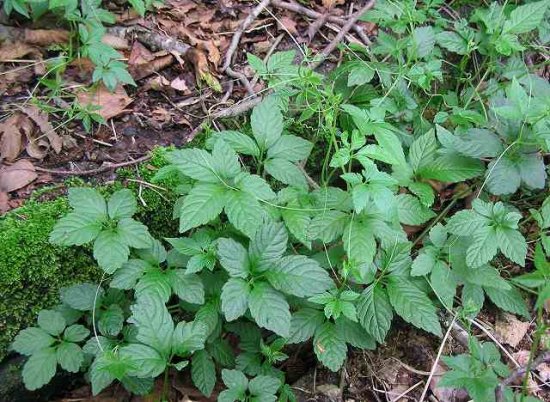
[10,1,550,400]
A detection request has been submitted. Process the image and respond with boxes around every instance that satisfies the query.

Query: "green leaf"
[12,327,55,356]
[172,321,208,355]
[64,324,90,342]
[56,342,84,372]
[503,0,550,34]
[396,194,436,225]
[168,270,205,304]
[98,305,124,337]
[61,283,101,312]
[335,316,376,349]
[343,220,377,264]
[446,210,488,236]
[485,157,521,195]
[411,251,437,276]
[249,222,288,271]
[166,148,219,183]
[264,158,307,188]
[484,286,529,318]
[436,31,468,54]
[287,308,325,344]
[93,230,130,273]
[222,369,248,394]
[128,0,145,16]
[128,295,174,355]
[517,153,546,190]
[308,210,348,243]
[267,135,313,162]
[418,153,484,183]
[266,255,333,297]
[249,375,281,396]
[496,227,527,266]
[217,238,250,278]
[22,347,57,391]
[387,276,442,336]
[211,130,260,157]
[347,65,375,86]
[111,260,149,289]
[430,261,456,309]
[192,350,216,397]
[68,187,107,218]
[221,278,251,321]
[466,227,498,268]
[249,282,291,337]
[251,97,283,150]
[121,377,154,395]
[237,173,276,200]
[117,218,152,249]
[50,212,103,246]
[120,343,167,377]
[313,322,347,372]
[409,181,435,207]
[437,126,503,158]
[212,138,242,180]
[38,310,66,336]
[409,130,437,171]
[207,339,235,367]
[179,183,227,233]
[357,285,393,343]
[108,189,137,219]
[225,190,264,237]
[411,26,435,58]
[358,129,406,166]
[282,207,310,247]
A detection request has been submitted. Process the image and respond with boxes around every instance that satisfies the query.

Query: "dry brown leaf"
[278,16,299,35]
[128,41,155,66]
[537,362,550,381]
[0,191,9,214]
[0,42,39,62]
[188,49,221,92]
[24,29,69,45]
[77,84,133,120]
[0,114,25,161]
[101,34,129,50]
[0,159,37,192]
[22,106,62,153]
[495,313,530,348]
[130,55,174,80]
[170,76,190,93]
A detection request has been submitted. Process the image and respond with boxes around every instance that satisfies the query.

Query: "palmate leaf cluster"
[11,1,550,401]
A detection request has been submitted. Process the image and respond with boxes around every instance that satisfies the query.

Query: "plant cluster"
[10,0,550,401]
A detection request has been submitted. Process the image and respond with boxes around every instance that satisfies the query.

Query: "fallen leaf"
[278,16,298,35]
[0,160,37,192]
[77,84,133,120]
[0,114,25,161]
[188,49,221,92]
[0,41,39,61]
[129,55,174,80]
[430,362,469,402]
[101,34,129,50]
[22,106,62,153]
[170,76,190,93]
[495,313,530,348]
[0,191,8,214]
[128,41,155,66]
[537,362,550,381]
[24,29,69,45]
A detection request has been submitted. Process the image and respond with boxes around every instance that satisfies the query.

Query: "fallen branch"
[222,0,272,72]
[226,67,256,96]
[30,155,151,176]
[212,97,262,119]
[495,351,550,402]
[310,0,376,69]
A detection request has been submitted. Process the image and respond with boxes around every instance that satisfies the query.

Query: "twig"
[310,0,376,69]
[226,67,256,96]
[495,351,550,402]
[26,155,152,176]
[271,0,372,45]
[222,0,272,72]
[107,26,191,55]
[212,97,263,119]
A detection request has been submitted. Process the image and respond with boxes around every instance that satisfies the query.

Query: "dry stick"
[271,0,372,45]
[30,155,152,176]
[495,351,550,402]
[310,0,376,69]
[222,0,272,72]
[226,67,256,96]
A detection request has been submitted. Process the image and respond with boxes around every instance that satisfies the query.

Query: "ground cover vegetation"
[4,0,550,401]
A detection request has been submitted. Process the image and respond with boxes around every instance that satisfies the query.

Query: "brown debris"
[495,313,531,348]
[77,84,133,120]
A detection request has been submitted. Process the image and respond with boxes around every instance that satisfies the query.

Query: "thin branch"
[496,351,550,402]
[27,155,152,176]
[226,67,256,96]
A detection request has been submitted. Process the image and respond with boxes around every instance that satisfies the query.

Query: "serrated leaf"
[409,129,437,171]
[121,376,154,395]
[264,157,307,188]
[408,181,435,207]
[98,305,124,337]
[221,369,248,393]
[308,210,348,243]
[343,220,377,264]
[212,138,242,180]
[387,276,442,336]
[503,0,550,34]
[111,259,149,289]
[249,282,291,337]
[128,295,174,355]
[166,148,219,183]
[56,342,83,372]
[237,173,276,200]
[412,26,435,58]
[180,183,227,233]
[496,227,527,266]
[38,310,66,336]
[430,261,456,309]
[172,321,208,355]
[93,230,130,273]
[484,286,529,318]
[68,187,107,218]
[281,207,310,247]
[466,227,498,268]
[22,347,57,391]
[517,153,546,190]
[120,343,166,377]
[411,252,437,276]
[335,316,376,349]
[267,135,313,162]
[249,375,281,396]
[436,31,468,54]
[251,97,283,150]
[12,327,54,356]
[117,218,152,249]
[249,222,288,271]
[347,65,375,86]
[108,189,137,219]
[211,130,260,156]
[64,324,90,342]
[192,350,216,397]
[266,255,333,297]
[287,308,325,344]
[49,212,103,246]
[396,194,436,225]
[313,322,347,372]
[446,210,488,236]
[221,278,251,321]
[418,153,484,183]
[485,156,521,195]
[357,285,393,343]
[168,270,205,304]
[225,190,264,237]
[217,238,250,278]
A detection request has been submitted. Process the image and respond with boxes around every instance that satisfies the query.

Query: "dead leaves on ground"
[0,160,37,213]
[77,84,133,120]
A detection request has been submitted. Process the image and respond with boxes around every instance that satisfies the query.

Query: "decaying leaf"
[188,49,222,92]
[77,84,133,120]
[495,313,530,348]
[21,106,62,154]
[170,76,191,93]
[0,114,25,161]
[0,159,37,193]
[129,55,174,81]
[0,42,40,62]
[128,41,155,66]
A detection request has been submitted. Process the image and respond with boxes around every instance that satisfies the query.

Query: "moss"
[0,147,177,360]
